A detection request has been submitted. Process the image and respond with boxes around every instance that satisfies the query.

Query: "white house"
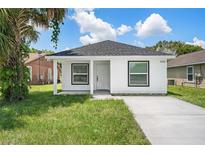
[46,40,175,95]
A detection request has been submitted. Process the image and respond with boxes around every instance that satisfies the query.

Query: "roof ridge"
[62,40,112,52]
[62,40,146,51]
[177,50,205,58]
[49,40,173,57]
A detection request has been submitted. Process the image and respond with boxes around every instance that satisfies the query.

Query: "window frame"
[27,66,32,81]
[48,68,52,81]
[187,66,194,82]
[128,61,149,87]
[71,63,89,85]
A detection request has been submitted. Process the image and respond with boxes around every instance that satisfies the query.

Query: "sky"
[31,8,205,52]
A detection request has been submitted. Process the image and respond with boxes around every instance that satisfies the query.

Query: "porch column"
[90,60,94,94]
[53,60,58,95]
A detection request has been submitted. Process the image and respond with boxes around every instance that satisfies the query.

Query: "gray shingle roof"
[50,40,172,56]
[168,50,205,68]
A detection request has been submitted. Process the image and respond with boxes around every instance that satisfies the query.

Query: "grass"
[168,85,205,108]
[0,84,149,144]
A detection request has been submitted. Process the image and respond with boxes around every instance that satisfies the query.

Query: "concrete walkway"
[93,95,205,145]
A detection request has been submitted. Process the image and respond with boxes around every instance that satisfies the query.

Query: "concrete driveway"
[122,96,205,145]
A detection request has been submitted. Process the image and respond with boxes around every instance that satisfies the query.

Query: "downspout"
[199,64,202,86]
[39,57,40,84]
[196,64,202,88]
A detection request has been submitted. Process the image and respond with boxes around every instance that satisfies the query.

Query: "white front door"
[96,63,110,90]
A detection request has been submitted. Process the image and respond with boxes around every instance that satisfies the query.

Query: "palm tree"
[0,8,67,101]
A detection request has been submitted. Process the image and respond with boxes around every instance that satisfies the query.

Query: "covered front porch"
[53,59,110,95]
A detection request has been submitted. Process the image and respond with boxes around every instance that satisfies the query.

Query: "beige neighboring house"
[167,50,205,88]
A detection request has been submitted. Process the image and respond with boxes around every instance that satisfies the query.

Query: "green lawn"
[0,84,149,144]
[168,85,205,108]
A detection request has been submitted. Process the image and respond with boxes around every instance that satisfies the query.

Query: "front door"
[96,63,110,90]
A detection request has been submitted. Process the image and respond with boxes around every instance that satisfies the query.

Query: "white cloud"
[29,20,52,33]
[72,9,131,45]
[35,27,50,33]
[64,47,70,50]
[72,9,116,45]
[117,24,132,35]
[75,8,95,12]
[135,13,172,38]
[186,37,205,49]
[134,40,145,48]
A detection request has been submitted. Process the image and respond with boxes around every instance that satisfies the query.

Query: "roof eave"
[46,55,175,60]
[168,61,205,68]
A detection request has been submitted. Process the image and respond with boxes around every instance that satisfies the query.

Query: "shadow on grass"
[0,90,90,130]
[167,91,182,96]
[0,109,25,130]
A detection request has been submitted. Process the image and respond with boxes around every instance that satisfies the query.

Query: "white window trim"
[71,63,89,85]
[128,61,149,86]
[27,66,32,81]
[187,66,194,82]
[48,68,52,81]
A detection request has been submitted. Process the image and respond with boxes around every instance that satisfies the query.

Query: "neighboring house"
[46,40,174,95]
[167,50,205,88]
[25,53,60,85]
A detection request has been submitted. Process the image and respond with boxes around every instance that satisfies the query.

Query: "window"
[187,66,194,82]
[48,68,52,81]
[71,63,89,85]
[128,61,149,86]
[40,73,44,80]
[27,66,32,81]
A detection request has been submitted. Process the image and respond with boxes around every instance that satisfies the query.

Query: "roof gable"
[50,40,172,57]
[25,53,46,64]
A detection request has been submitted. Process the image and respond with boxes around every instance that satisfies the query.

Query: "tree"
[30,48,55,54]
[147,40,203,56]
[0,9,67,101]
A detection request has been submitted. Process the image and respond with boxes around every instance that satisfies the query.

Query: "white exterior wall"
[110,57,167,94]
[60,57,168,94]
[61,60,110,91]
[62,60,90,91]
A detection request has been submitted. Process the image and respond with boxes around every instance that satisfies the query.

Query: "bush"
[0,65,30,101]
